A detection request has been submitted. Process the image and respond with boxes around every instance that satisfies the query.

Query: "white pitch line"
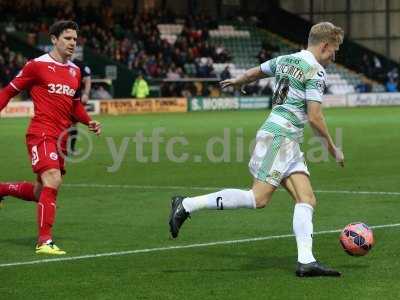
[0,223,399,269]
[62,183,400,196]
[314,190,400,196]
[63,183,218,191]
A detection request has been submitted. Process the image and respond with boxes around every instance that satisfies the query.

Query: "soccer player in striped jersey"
[169,22,345,277]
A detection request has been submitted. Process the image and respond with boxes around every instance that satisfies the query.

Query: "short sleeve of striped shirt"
[305,70,326,103]
[260,57,278,76]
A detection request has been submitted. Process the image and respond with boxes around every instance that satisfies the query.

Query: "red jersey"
[6,53,88,138]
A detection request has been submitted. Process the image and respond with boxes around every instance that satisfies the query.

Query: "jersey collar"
[47,53,71,67]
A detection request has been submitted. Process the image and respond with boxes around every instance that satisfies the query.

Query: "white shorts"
[248,130,310,187]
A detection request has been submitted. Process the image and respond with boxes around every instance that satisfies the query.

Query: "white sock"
[182,189,256,214]
[293,203,316,264]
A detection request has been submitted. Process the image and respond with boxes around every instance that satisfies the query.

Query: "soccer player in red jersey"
[0,21,101,255]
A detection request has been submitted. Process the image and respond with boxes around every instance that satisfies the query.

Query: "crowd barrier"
[188,96,270,111]
[99,98,187,115]
[1,93,400,118]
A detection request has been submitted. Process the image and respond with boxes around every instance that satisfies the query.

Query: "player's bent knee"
[297,196,317,208]
[256,201,267,209]
[254,194,271,208]
[41,169,63,189]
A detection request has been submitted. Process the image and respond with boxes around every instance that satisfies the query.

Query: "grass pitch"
[1,107,399,299]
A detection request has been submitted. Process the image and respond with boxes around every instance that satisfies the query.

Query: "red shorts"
[26,134,68,176]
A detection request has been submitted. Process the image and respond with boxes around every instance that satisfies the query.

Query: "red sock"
[37,187,58,244]
[0,182,37,202]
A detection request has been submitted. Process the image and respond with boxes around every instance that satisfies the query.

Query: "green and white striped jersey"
[259,50,326,140]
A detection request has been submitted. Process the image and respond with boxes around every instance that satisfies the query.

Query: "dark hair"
[49,20,79,38]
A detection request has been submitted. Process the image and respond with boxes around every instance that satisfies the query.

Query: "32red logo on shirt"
[48,83,76,96]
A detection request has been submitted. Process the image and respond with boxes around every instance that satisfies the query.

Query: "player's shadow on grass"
[334,263,370,270]
[161,254,294,274]
[2,236,36,249]
[242,255,294,272]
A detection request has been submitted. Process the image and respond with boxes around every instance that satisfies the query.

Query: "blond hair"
[308,22,344,46]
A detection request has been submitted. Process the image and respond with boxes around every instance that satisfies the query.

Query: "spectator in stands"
[180,82,197,98]
[198,41,215,58]
[214,43,231,63]
[386,67,399,92]
[131,74,150,99]
[260,78,274,96]
[243,81,259,95]
[355,78,372,93]
[195,57,215,78]
[146,54,159,78]
[387,67,398,83]
[92,85,112,99]
[361,54,372,78]
[2,5,232,96]
[161,40,173,64]
[386,79,398,92]
[257,48,271,64]
[373,56,383,73]
[208,84,221,97]
[145,34,161,56]
[0,32,27,89]
[193,81,203,96]
[171,48,186,69]
[166,64,183,80]
[257,38,279,65]
[220,66,231,81]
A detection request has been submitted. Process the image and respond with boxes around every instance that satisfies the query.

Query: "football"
[339,223,374,256]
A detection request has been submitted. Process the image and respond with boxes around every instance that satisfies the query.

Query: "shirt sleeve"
[305,69,326,103]
[72,100,91,125]
[0,84,20,112]
[9,61,36,92]
[260,57,278,76]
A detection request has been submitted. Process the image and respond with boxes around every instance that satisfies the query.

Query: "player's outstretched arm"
[307,101,344,167]
[220,66,266,91]
[0,85,19,112]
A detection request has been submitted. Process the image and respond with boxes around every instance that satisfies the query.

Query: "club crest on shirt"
[69,67,77,77]
[50,152,58,160]
[270,170,282,181]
